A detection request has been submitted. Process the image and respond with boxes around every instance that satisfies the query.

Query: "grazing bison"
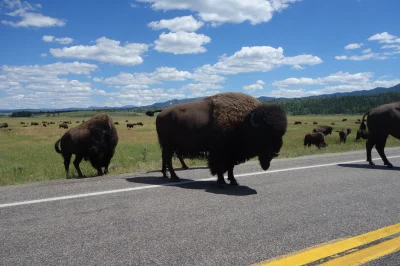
[43,123,47,127]
[146,92,287,186]
[331,122,335,125]
[50,122,55,124]
[313,126,333,136]
[355,121,361,124]
[114,122,119,125]
[0,123,8,128]
[342,119,347,122]
[339,128,352,143]
[359,102,400,167]
[136,122,144,126]
[59,123,68,129]
[294,121,302,125]
[357,119,361,122]
[55,113,118,177]
[76,121,80,123]
[356,129,369,141]
[125,120,129,122]
[313,121,318,125]
[20,122,25,124]
[304,132,328,149]
[127,123,134,128]
[31,122,39,126]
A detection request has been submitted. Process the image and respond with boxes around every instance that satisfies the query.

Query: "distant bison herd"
[2,95,398,186]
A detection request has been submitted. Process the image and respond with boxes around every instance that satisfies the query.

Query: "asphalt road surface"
[1,147,400,265]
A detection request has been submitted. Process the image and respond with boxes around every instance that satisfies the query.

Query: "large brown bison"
[54,113,118,177]
[313,125,333,136]
[313,121,318,125]
[294,121,302,125]
[359,102,400,167]
[127,123,134,128]
[59,123,68,129]
[135,122,144,126]
[146,92,287,186]
[31,122,39,126]
[339,128,352,143]
[0,123,8,128]
[304,132,327,149]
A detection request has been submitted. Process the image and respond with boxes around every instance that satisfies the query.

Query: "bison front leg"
[227,166,238,186]
[217,172,227,187]
[366,139,376,165]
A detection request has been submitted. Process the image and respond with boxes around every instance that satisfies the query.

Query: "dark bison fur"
[54,113,118,177]
[313,121,318,125]
[342,119,347,121]
[146,92,287,186]
[0,123,8,128]
[360,102,400,167]
[304,132,327,149]
[127,123,134,128]
[59,123,68,129]
[294,121,302,125]
[31,122,39,126]
[135,122,144,126]
[313,126,333,136]
[356,129,369,141]
[339,128,352,143]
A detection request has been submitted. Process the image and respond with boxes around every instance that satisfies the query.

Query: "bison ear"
[250,112,260,128]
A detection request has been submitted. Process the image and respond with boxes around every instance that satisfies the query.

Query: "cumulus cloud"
[42,35,74,44]
[368,32,400,44]
[148,15,204,32]
[243,80,264,92]
[194,46,322,76]
[335,55,347,60]
[1,0,65,28]
[344,43,363,50]
[335,53,387,61]
[137,0,300,26]
[0,62,100,109]
[362,48,371,53]
[40,53,47,57]
[154,32,211,54]
[50,37,149,65]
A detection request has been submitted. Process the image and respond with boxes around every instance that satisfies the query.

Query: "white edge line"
[1,155,399,209]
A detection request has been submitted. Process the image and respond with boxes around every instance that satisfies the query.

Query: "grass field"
[0,111,398,186]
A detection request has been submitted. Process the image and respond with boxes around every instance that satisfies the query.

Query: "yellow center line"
[320,235,400,266]
[253,223,400,266]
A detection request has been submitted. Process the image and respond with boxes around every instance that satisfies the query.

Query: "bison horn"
[250,112,259,128]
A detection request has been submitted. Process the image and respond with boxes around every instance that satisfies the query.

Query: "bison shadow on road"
[338,163,400,171]
[125,176,257,196]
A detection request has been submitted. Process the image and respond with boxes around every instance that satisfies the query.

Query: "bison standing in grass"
[146,92,287,187]
[55,113,118,177]
[59,123,68,129]
[313,125,333,136]
[127,123,134,128]
[304,132,328,149]
[339,128,352,143]
[294,121,302,125]
[360,102,400,167]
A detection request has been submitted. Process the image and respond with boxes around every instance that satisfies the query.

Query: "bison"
[135,122,144,126]
[54,113,118,177]
[313,126,333,136]
[331,122,335,125]
[50,122,55,124]
[31,122,39,126]
[294,121,302,125]
[114,122,119,125]
[359,102,400,167]
[20,122,25,124]
[43,123,47,127]
[127,123,134,128]
[356,129,369,141]
[313,121,318,125]
[339,128,352,143]
[59,123,68,129]
[146,92,287,187]
[76,121,80,124]
[304,132,328,149]
[342,119,347,122]
[0,123,8,128]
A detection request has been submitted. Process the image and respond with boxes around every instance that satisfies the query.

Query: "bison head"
[247,105,287,170]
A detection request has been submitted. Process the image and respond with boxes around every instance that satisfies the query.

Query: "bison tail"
[360,110,370,131]
[145,109,163,117]
[54,138,62,154]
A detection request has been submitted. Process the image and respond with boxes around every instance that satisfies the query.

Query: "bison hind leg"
[73,154,84,177]
[375,136,393,168]
[62,153,72,178]
[161,147,179,180]
[177,154,189,170]
[227,166,238,186]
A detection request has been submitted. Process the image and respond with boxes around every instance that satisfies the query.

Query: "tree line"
[261,92,400,115]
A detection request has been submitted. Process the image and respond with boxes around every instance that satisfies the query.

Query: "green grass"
[0,113,398,186]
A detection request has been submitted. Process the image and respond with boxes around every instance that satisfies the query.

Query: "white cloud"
[368,32,400,44]
[335,53,387,61]
[137,0,300,26]
[362,48,371,53]
[194,46,322,76]
[0,62,100,109]
[42,35,74,44]
[148,15,204,32]
[291,64,304,70]
[381,44,400,50]
[154,32,211,54]
[344,43,363,50]
[130,3,138,8]
[50,37,149,66]
[1,0,65,28]
[40,53,47,57]
[335,55,347,60]
[243,80,264,92]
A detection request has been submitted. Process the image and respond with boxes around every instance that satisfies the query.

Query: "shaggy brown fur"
[339,128,352,143]
[59,123,68,129]
[313,126,333,136]
[146,92,287,187]
[304,132,327,149]
[54,113,118,177]
[360,102,400,167]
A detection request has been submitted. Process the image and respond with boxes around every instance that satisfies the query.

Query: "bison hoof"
[229,180,239,186]
[385,163,393,168]
[368,161,375,166]
[170,176,180,181]
[182,166,189,170]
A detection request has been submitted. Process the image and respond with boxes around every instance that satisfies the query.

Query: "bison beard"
[54,114,118,177]
[148,92,287,187]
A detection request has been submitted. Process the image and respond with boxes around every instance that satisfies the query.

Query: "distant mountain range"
[1,83,399,113]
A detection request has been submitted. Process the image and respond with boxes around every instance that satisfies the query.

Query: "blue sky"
[0,0,399,109]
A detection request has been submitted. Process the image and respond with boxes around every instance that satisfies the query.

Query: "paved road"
[1,148,399,265]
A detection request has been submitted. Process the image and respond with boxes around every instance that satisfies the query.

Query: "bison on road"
[360,102,400,167]
[339,128,352,143]
[304,132,327,149]
[55,113,118,177]
[146,92,287,187]
[313,126,333,136]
